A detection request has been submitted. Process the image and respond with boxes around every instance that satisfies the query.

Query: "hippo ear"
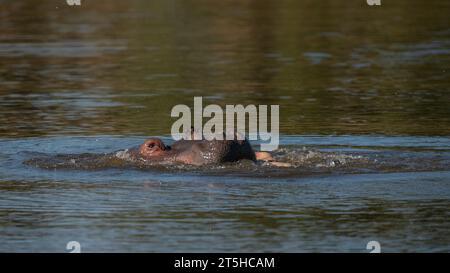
[155,140,166,151]
[140,138,168,157]
[144,138,166,151]
[157,140,167,151]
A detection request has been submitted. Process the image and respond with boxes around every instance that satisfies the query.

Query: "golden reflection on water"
[1,0,449,137]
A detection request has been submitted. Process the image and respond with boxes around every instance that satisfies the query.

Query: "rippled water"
[0,0,449,252]
[1,136,449,252]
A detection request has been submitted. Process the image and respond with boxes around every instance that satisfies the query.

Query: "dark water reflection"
[1,0,449,136]
[0,0,450,252]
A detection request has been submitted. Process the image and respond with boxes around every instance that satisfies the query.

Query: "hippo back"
[171,138,256,165]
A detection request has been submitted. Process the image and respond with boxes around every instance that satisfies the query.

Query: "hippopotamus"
[125,131,288,166]
[129,137,256,165]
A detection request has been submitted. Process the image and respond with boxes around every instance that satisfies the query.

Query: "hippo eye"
[148,143,155,148]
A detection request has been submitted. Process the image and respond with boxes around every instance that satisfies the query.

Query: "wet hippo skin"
[131,137,257,166]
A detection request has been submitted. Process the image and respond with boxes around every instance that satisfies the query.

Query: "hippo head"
[139,138,170,158]
[136,136,256,165]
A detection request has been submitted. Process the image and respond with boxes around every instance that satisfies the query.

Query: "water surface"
[1,135,449,252]
[0,0,449,252]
